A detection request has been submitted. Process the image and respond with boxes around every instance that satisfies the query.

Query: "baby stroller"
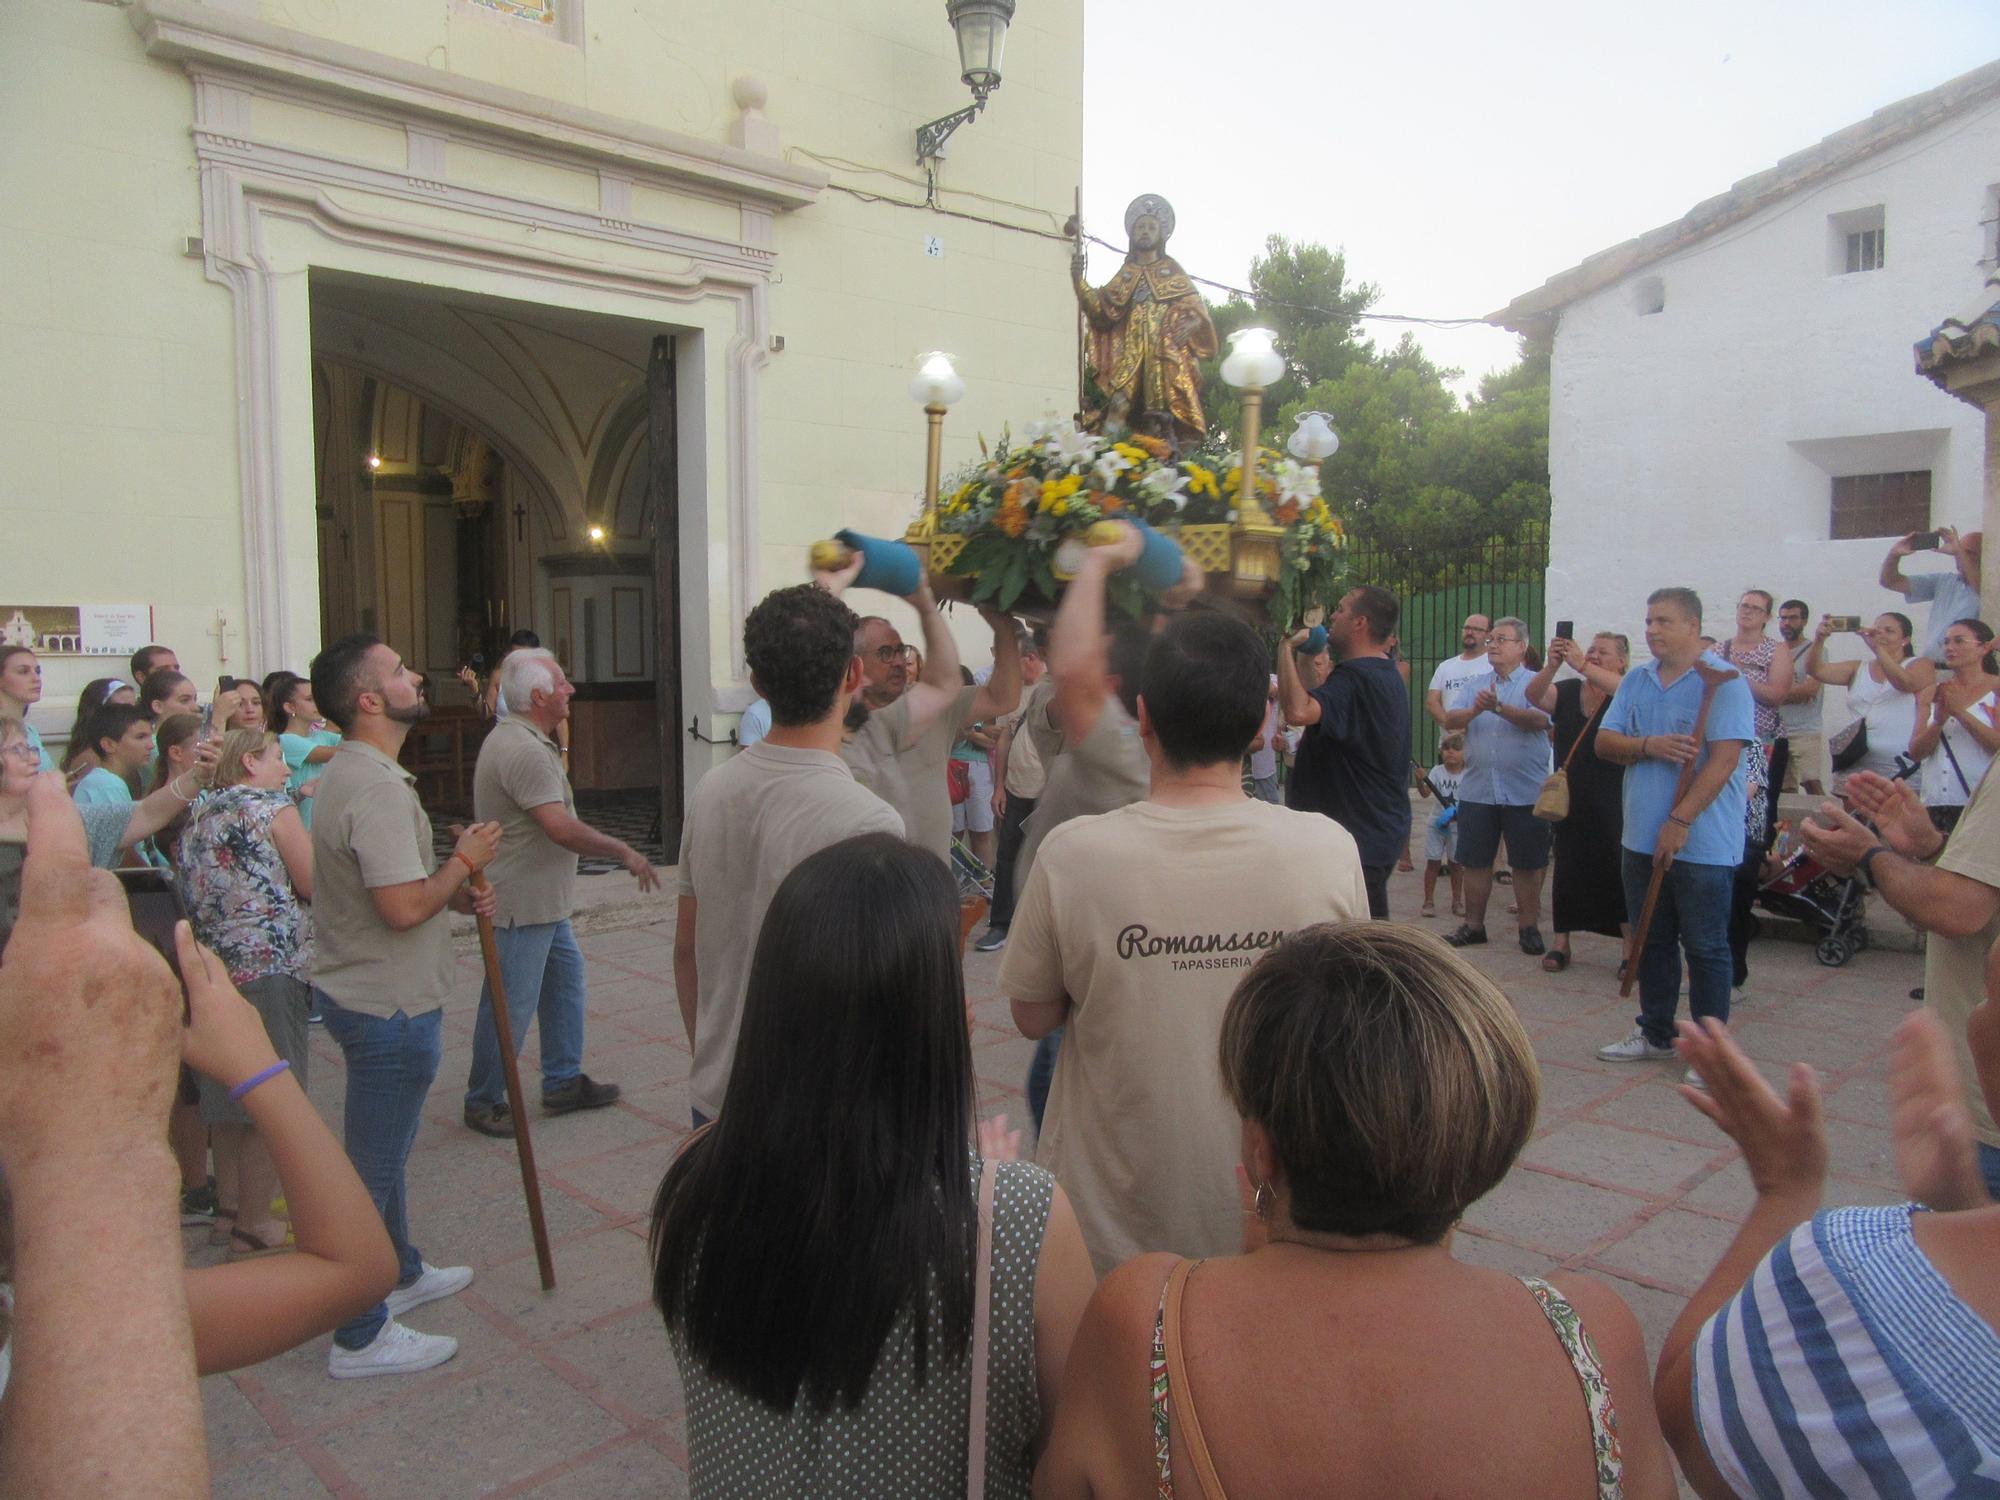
[1755,827,1868,967]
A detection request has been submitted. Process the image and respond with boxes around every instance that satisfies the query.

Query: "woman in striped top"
[1657,966,2000,1498]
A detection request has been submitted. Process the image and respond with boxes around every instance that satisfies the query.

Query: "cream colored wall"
[1,2,248,735]
[1,0,1083,753]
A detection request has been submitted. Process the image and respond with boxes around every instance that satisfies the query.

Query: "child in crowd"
[1419,731,1466,919]
[266,672,341,829]
[71,704,156,811]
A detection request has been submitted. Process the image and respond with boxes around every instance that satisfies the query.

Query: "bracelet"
[1641,735,1651,759]
[1857,844,1891,889]
[167,772,198,803]
[227,1060,290,1102]
[451,851,478,879]
[1666,813,1692,829]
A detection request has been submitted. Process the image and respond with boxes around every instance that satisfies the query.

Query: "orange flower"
[1004,480,1023,507]
[1275,498,1301,526]
[1131,434,1170,460]
[997,502,1028,537]
[1101,494,1123,513]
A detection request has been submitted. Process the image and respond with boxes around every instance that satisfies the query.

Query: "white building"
[1493,60,2000,697]
[3,0,1084,835]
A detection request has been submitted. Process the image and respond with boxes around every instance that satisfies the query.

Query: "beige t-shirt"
[840,683,979,859]
[676,742,905,1116]
[475,716,576,928]
[1013,697,1151,900]
[1928,764,2000,1147]
[1000,690,1048,801]
[1001,798,1370,1272]
[310,740,456,1018]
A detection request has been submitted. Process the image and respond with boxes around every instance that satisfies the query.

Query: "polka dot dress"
[672,1156,1053,1499]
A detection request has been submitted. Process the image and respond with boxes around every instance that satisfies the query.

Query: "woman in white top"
[1909,618,2000,833]
[1804,610,1934,788]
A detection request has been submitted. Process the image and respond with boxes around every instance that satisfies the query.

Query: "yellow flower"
[1113,442,1150,464]
[1051,498,1069,516]
[1184,463,1219,499]
[1049,473,1083,499]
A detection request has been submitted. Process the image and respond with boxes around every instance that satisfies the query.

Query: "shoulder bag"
[1534,693,1607,823]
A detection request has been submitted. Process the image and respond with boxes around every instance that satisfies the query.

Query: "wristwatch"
[1856,844,1890,890]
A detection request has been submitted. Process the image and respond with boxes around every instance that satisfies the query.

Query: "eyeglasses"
[1488,634,1522,645]
[869,645,918,666]
[0,741,39,763]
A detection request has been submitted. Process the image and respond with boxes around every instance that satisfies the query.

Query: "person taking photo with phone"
[1882,526,1983,664]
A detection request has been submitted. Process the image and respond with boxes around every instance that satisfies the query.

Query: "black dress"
[1551,679,1626,939]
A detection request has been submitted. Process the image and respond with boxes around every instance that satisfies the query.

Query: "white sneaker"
[385,1262,473,1319]
[1596,1029,1676,1063]
[1682,1067,1709,1090]
[327,1318,458,1379]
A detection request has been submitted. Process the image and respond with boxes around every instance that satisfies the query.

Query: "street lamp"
[916,0,1017,164]
[909,351,965,516]
[1288,410,1340,462]
[1220,326,1285,528]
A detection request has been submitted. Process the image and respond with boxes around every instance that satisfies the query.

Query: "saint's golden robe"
[1077,256,1217,442]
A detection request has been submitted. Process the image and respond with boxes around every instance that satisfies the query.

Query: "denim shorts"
[1454,800,1551,871]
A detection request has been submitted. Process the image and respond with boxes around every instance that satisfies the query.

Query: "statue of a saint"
[1073,194,1217,451]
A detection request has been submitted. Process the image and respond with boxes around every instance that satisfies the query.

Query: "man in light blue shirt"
[1882,527,1981,663]
[737,697,771,748]
[1440,616,1553,954]
[1593,587,1755,1069]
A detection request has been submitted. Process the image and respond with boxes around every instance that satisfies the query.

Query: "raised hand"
[1675,1019,1826,1207]
[1888,1010,1989,1211]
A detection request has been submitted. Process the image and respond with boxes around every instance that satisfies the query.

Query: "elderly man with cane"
[1590,589,1754,1078]
[462,648,657,1139]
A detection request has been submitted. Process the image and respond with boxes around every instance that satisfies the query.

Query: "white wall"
[1545,97,2000,719]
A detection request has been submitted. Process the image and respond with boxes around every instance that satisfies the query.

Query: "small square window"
[1846,227,1885,273]
[1827,205,1886,276]
[1830,471,1929,540]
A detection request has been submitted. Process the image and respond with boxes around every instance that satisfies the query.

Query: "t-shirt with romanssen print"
[676,741,905,1118]
[474,716,576,928]
[840,683,979,861]
[1001,798,1369,1273]
[309,739,455,1019]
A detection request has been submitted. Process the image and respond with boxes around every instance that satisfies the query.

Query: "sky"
[1078,0,2000,395]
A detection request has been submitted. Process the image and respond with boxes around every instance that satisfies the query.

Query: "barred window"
[1829,471,1929,540]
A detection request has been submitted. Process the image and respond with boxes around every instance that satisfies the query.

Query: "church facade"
[5,0,1084,816]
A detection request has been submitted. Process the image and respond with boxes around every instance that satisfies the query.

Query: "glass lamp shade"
[1220,327,1285,390]
[909,351,966,407]
[947,0,1015,96]
[1288,410,1340,461]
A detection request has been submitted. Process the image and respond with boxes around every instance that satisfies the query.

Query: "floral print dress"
[176,785,312,985]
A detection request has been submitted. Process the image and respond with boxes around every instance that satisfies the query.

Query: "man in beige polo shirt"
[308,634,500,1380]
[675,585,905,1125]
[817,552,1022,862]
[462,648,659,1139]
[1003,610,1370,1273]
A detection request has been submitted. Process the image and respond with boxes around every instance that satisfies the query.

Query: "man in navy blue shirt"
[1592,587,1754,1073]
[1277,585,1413,918]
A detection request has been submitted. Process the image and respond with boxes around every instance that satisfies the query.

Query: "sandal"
[1541,949,1570,973]
[228,1225,295,1261]
[1420,902,1437,919]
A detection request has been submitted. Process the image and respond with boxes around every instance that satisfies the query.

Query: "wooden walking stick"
[468,871,557,1291]
[1619,661,1739,1000]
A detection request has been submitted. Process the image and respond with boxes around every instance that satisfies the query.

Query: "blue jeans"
[1979,1143,2000,1200]
[1027,1029,1063,1133]
[464,919,586,1109]
[1622,850,1734,1047]
[317,995,442,1349]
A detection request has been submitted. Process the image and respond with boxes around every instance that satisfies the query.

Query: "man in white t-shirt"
[1002,610,1370,1273]
[1424,613,1492,731]
[1882,527,1982,664]
[674,585,904,1126]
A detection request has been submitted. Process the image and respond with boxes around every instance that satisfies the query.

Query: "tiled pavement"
[200,865,1924,1498]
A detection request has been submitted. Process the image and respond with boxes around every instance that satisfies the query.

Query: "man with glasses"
[1425,613,1492,732]
[1441,616,1554,952]
[1776,599,1825,796]
[820,556,1022,863]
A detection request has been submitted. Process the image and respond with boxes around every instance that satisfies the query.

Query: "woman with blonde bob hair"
[1037,923,1676,1500]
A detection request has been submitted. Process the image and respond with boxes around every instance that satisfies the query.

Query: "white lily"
[1044,425,1101,466]
[1273,458,1322,508]
[1139,467,1190,507]
[1090,450,1134,490]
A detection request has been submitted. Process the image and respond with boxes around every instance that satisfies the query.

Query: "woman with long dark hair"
[1805,610,1933,789]
[1908,617,2000,834]
[58,676,136,774]
[650,833,1093,1498]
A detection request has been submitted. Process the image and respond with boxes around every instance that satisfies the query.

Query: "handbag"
[1829,717,1868,772]
[1534,694,1607,823]
[947,757,972,806]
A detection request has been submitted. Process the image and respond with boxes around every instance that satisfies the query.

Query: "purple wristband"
[227,1060,291,1103]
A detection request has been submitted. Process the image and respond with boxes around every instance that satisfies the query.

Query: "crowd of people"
[4,521,1998,1495]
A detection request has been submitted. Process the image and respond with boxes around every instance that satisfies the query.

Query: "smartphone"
[1555,619,1574,643]
[115,868,191,1020]
[1826,614,1862,632]
[1911,530,1942,551]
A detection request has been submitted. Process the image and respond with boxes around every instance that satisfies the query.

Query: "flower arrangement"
[922,421,1349,621]
[932,423,1187,612]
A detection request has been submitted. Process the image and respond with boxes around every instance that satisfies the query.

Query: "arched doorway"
[308,272,683,843]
